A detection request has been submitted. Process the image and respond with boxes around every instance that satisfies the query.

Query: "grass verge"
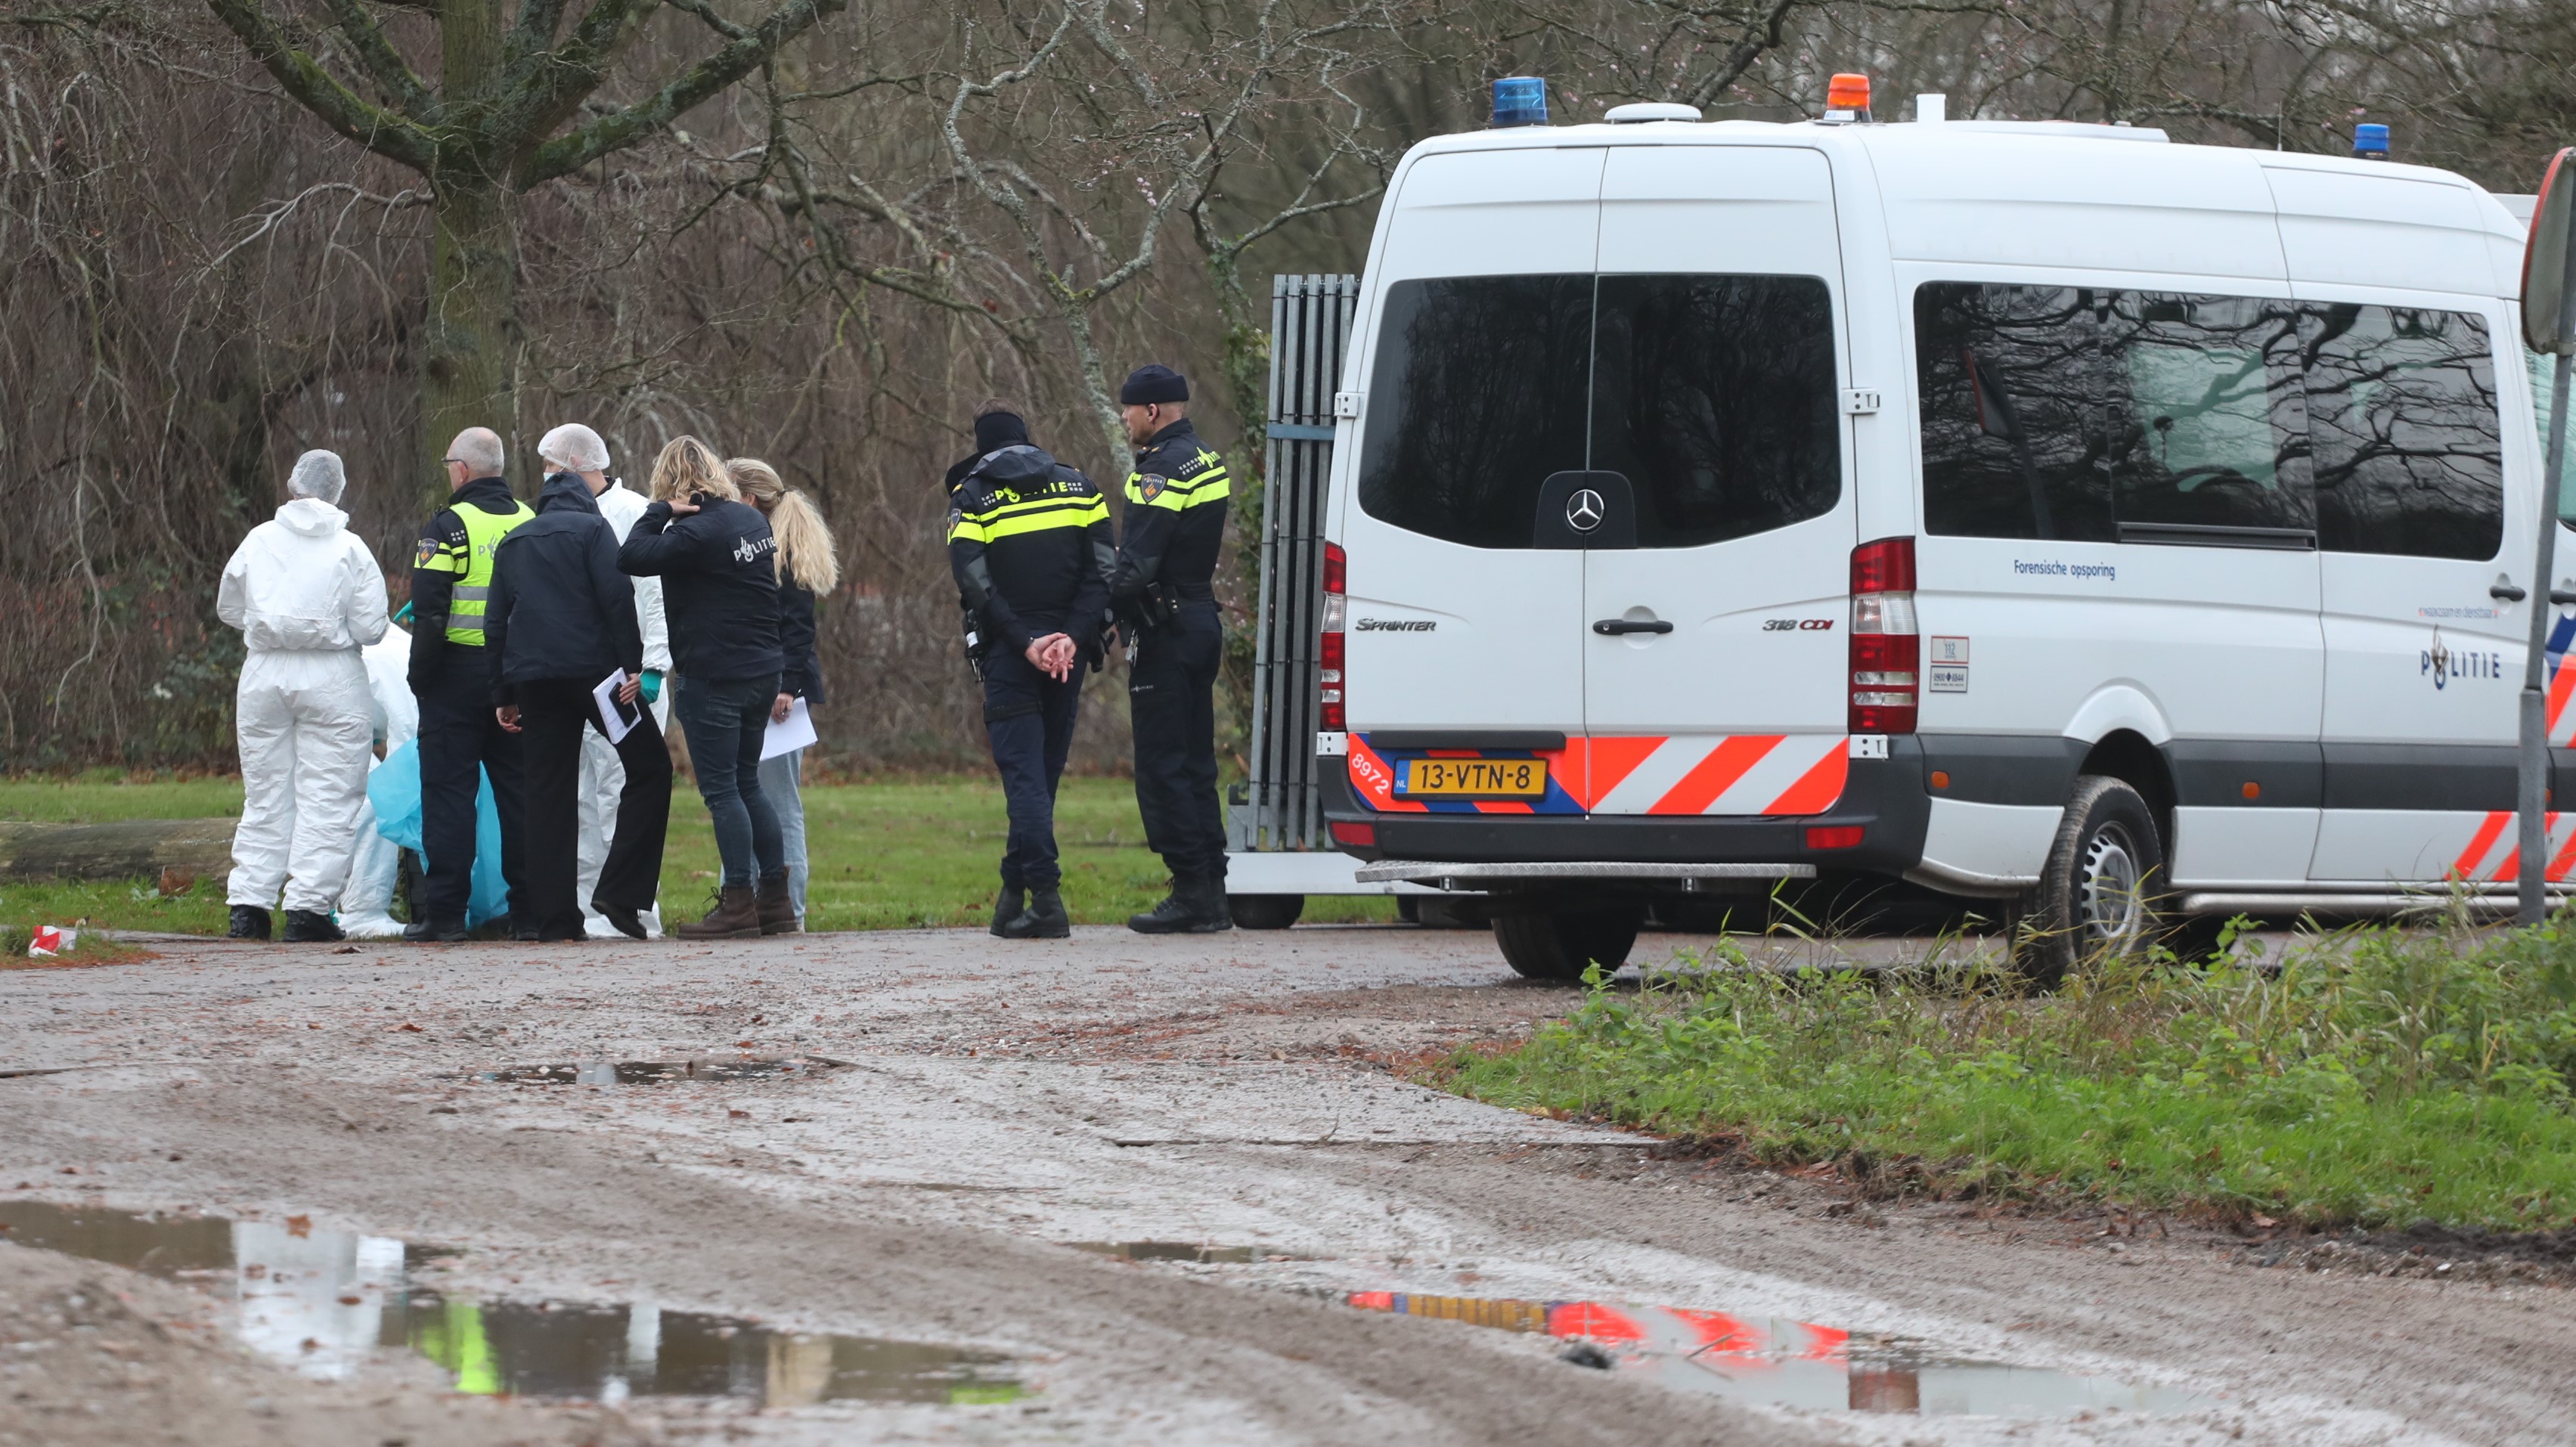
[2,774,1396,934]
[1434,917,2576,1232]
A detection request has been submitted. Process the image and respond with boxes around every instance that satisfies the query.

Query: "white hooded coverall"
[218,497,391,913]
[581,479,672,937]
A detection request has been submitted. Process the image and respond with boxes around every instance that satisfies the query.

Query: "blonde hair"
[727,457,842,595]
[649,435,737,504]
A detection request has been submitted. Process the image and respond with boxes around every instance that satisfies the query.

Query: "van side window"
[1589,274,1841,547]
[2537,349,2576,517]
[2303,305,2503,561]
[2101,293,2313,539]
[1357,275,1592,550]
[1913,284,2116,542]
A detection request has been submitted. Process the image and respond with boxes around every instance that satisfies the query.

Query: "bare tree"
[200,0,847,488]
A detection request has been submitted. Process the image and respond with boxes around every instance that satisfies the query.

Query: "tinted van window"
[1589,274,1841,548]
[1914,284,2115,542]
[2304,305,2503,560]
[1357,275,1592,550]
[2101,293,2311,537]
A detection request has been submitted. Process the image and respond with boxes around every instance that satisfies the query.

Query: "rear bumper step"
[1353,860,1817,887]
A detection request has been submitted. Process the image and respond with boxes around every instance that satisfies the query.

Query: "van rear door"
[1575,147,1855,816]
[1341,147,1602,816]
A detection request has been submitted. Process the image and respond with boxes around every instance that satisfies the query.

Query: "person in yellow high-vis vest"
[404,426,536,941]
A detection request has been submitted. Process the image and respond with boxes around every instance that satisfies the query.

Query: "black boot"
[989,885,1027,937]
[281,909,344,943]
[1129,877,1213,934]
[227,905,271,941]
[1190,875,1236,932]
[1002,887,1070,940]
[403,916,469,943]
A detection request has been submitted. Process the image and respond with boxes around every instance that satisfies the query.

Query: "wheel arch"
[2075,730,2178,862]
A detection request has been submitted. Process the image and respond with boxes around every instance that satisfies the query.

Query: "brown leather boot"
[677,885,761,940]
[755,869,800,936]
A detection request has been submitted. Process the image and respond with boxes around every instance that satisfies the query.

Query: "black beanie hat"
[1119,364,1189,405]
[973,409,1030,453]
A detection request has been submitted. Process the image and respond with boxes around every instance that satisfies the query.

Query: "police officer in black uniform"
[405,426,535,941]
[1108,364,1234,934]
[947,404,1114,940]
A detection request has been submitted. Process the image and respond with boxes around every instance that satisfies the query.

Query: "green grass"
[0,773,245,824]
[0,775,1395,934]
[1438,919,2576,1232]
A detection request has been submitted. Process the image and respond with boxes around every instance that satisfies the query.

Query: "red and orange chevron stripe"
[1348,733,1848,817]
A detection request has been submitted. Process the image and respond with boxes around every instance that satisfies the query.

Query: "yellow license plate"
[1395,758,1547,798]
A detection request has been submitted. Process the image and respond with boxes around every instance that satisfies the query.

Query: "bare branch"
[200,0,437,171]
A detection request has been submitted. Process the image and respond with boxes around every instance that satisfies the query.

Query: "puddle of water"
[1349,1292,2212,1418]
[1074,1241,1258,1265]
[0,1201,1020,1406]
[466,1055,846,1086]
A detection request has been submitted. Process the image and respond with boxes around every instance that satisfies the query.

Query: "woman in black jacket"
[485,471,671,941]
[728,459,839,931]
[618,437,788,940]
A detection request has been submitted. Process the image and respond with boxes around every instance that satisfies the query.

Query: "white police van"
[1312,82,2568,981]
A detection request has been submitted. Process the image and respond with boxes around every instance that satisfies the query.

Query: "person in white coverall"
[535,423,672,938]
[217,449,392,942]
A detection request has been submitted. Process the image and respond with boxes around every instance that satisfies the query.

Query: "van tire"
[2015,775,2168,990]
[1492,907,1644,982]
[1229,894,1305,931]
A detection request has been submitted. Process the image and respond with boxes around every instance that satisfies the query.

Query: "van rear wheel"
[2015,775,2168,990]
[1229,894,1305,930]
[1492,906,1644,983]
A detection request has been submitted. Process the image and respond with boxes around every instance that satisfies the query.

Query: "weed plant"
[1441,909,2576,1231]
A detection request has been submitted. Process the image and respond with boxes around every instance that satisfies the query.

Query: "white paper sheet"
[593,669,640,745]
[761,696,816,760]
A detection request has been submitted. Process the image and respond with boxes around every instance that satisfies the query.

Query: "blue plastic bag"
[367,739,510,928]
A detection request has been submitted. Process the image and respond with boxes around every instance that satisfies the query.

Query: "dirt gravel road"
[1,925,2566,1445]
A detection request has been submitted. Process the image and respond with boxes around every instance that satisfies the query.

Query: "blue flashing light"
[1492,76,1549,129]
[2354,123,2390,160]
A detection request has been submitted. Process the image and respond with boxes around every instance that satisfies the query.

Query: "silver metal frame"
[1235,273,1359,854]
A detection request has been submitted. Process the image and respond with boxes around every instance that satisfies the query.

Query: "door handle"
[1593,618,1675,636]
[2493,581,2530,603]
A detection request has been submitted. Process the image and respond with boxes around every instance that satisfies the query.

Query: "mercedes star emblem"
[1565,488,1606,533]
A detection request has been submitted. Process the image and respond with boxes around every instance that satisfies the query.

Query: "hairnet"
[287,449,347,505]
[538,423,611,474]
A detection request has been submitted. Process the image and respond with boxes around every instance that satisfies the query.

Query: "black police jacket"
[485,473,645,704]
[946,444,1114,656]
[1109,418,1229,606]
[618,494,784,683]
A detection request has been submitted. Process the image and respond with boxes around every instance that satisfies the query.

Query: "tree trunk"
[420,0,516,499]
[420,176,520,501]
[0,819,237,882]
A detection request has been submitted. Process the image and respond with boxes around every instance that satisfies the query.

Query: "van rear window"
[1357,275,1592,550]
[1358,274,1840,550]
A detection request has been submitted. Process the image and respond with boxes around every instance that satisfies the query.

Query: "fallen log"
[0,819,237,883]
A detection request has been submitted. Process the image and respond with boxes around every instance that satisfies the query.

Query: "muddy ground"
[1,924,2567,1445]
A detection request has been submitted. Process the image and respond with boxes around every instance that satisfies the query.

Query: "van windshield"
[1358,273,1840,550]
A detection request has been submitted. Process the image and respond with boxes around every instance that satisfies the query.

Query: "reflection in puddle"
[466,1055,847,1086]
[1350,1293,2211,1418]
[1074,1241,1258,1264]
[0,1201,1020,1406]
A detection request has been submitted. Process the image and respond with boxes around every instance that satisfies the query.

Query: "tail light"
[1319,541,1347,732]
[1849,536,1917,734]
